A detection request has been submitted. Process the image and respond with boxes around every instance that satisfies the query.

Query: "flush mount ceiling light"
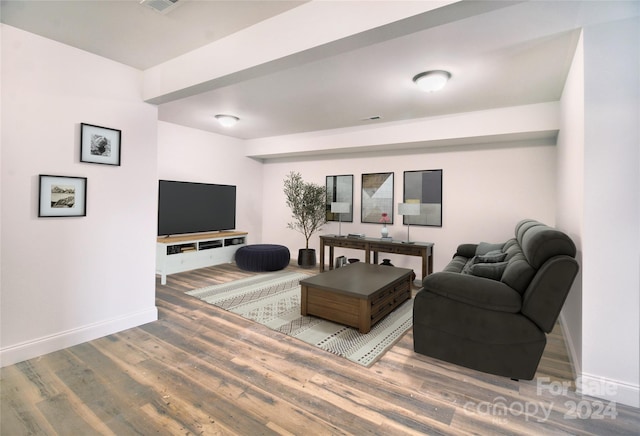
[215,114,239,127]
[413,70,451,93]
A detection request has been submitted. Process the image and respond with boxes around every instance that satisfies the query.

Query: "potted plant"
[283,171,327,267]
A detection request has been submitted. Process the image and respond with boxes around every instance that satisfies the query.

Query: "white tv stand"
[156,231,247,285]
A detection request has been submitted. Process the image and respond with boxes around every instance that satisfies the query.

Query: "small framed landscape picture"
[80,123,121,166]
[38,175,87,217]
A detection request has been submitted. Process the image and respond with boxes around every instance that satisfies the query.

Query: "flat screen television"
[158,180,236,236]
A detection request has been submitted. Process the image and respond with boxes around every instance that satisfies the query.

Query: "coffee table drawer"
[371,278,411,325]
[305,291,361,328]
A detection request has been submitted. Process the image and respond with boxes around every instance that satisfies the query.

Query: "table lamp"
[331,202,350,237]
[398,202,420,244]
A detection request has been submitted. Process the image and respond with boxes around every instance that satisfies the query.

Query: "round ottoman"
[235,244,290,272]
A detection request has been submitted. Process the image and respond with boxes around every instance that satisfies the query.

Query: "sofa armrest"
[454,244,477,258]
[419,272,522,313]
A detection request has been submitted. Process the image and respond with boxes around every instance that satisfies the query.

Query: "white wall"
[157,121,264,242]
[580,16,640,407]
[556,31,585,378]
[0,25,158,366]
[261,143,556,275]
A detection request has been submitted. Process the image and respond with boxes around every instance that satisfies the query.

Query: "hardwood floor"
[2,263,639,435]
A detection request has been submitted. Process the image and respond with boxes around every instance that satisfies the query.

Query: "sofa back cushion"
[501,220,577,295]
[501,249,536,294]
[518,220,577,269]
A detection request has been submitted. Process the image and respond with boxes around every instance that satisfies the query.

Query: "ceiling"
[1,1,629,141]
[0,0,307,69]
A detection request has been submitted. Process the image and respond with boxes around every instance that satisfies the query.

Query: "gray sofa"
[413,219,579,380]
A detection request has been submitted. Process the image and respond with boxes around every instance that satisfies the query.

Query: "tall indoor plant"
[283,171,327,267]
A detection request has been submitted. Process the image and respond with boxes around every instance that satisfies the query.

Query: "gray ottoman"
[235,244,290,272]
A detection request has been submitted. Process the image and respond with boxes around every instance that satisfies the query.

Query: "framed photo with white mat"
[38,174,87,217]
[80,122,121,166]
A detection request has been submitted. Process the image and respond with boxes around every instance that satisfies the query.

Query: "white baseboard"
[577,373,640,409]
[0,307,158,368]
[558,312,581,378]
[559,313,639,408]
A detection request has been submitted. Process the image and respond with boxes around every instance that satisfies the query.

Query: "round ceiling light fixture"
[413,70,451,93]
[215,114,239,127]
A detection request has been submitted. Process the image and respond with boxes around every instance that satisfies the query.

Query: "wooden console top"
[157,231,247,244]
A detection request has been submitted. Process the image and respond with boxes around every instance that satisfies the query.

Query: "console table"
[319,235,434,280]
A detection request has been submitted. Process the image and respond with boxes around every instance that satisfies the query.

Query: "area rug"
[186,270,413,367]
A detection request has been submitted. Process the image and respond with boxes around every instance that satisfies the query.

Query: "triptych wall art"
[38,122,121,218]
[326,174,354,222]
[403,169,443,227]
[361,172,394,224]
[325,169,443,228]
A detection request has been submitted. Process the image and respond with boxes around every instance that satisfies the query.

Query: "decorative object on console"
[403,170,443,227]
[335,256,348,268]
[326,175,353,222]
[331,202,350,237]
[398,202,420,244]
[361,172,394,224]
[38,174,87,217]
[80,123,121,166]
[347,233,365,239]
[379,212,391,239]
[283,171,327,268]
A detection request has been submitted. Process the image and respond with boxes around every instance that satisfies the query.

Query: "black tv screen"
[158,180,236,236]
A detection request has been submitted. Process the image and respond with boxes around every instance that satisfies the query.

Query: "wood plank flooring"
[2,263,639,435]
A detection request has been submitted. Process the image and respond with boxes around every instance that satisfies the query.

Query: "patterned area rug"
[187,270,413,367]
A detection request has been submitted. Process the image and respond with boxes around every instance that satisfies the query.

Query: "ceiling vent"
[140,0,181,14]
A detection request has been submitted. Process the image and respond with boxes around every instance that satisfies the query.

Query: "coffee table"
[299,262,413,333]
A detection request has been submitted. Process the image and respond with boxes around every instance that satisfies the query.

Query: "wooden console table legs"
[319,235,434,280]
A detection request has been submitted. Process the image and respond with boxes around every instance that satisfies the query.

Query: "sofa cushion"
[443,255,469,273]
[502,239,520,261]
[454,244,477,258]
[460,251,508,279]
[476,242,505,255]
[501,253,536,294]
[421,272,522,313]
[515,219,544,242]
[441,220,575,296]
[520,225,577,269]
[475,251,507,263]
[469,261,508,280]
[461,257,476,274]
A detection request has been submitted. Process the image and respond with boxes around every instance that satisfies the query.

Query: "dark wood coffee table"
[299,262,413,333]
